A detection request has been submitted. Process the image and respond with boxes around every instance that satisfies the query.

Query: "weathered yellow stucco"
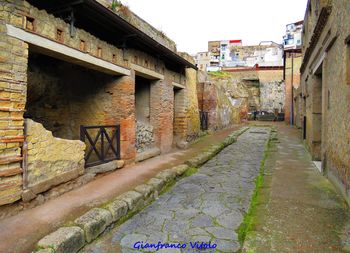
[26,119,85,194]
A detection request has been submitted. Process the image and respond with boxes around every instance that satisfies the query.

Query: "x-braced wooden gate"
[80,125,120,167]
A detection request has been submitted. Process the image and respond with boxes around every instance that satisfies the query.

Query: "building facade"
[300,0,350,205]
[194,52,211,72]
[283,21,303,125]
[206,40,283,71]
[0,0,201,212]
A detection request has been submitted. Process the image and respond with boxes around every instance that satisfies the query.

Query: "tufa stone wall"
[227,69,284,113]
[200,74,244,130]
[25,119,85,199]
[184,68,201,141]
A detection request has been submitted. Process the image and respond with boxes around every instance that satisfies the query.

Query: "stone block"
[208,145,223,155]
[37,227,85,253]
[117,191,144,211]
[155,169,176,182]
[147,177,166,193]
[186,152,212,168]
[105,200,128,223]
[85,160,125,174]
[74,208,113,243]
[135,147,161,162]
[22,188,37,202]
[176,140,189,149]
[171,164,189,177]
[134,184,154,199]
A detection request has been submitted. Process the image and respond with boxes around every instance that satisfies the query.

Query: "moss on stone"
[183,167,198,177]
[237,131,272,244]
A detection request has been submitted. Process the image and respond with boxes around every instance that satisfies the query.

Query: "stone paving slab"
[82,127,270,253]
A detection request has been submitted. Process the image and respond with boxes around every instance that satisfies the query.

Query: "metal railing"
[80,125,120,168]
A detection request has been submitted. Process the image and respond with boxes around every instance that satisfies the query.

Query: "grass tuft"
[183,167,198,177]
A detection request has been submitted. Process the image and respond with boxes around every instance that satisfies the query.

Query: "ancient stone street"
[82,127,270,253]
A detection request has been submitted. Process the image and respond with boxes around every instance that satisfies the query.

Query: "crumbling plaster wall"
[27,54,115,140]
[198,72,242,130]
[25,119,85,198]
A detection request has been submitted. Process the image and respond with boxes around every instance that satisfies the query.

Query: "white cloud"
[122,0,308,54]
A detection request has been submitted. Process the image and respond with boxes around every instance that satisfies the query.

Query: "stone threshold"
[34,127,250,253]
[135,147,161,163]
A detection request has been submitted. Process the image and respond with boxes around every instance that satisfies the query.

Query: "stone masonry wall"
[228,70,284,113]
[27,53,114,140]
[25,119,85,199]
[301,0,350,205]
[260,80,285,112]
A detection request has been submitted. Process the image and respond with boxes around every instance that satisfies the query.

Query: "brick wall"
[0,1,29,206]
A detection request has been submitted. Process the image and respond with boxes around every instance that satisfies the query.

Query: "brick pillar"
[159,77,174,153]
[0,2,29,206]
[105,74,136,162]
[173,88,187,141]
[150,80,162,149]
[150,77,174,153]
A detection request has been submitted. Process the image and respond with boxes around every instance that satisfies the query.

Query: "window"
[24,16,35,31]
[133,56,138,64]
[145,60,148,68]
[97,47,102,58]
[79,40,86,52]
[56,29,64,43]
[112,54,116,63]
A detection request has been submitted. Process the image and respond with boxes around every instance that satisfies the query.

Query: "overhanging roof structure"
[27,0,197,71]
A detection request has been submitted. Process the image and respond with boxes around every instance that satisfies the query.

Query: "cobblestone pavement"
[82,127,270,253]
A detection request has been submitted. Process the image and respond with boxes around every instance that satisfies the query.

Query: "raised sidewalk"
[0,125,241,253]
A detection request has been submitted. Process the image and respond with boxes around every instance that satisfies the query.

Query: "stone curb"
[186,126,249,168]
[34,127,249,253]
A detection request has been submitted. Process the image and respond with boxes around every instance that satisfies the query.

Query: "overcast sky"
[122,0,308,54]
